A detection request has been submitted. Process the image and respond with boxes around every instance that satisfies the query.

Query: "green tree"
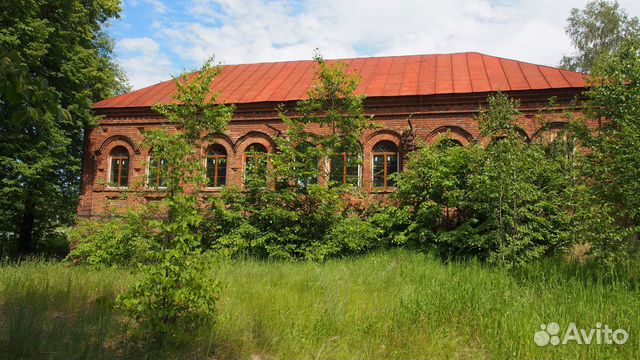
[0,50,71,255]
[560,0,640,73]
[118,58,234,338]
[576,39,640,269]
[395,93,574,267]
[0,0,128,254]
[472,96,572,267]
[208,52,379,260]
[271,51,375,189]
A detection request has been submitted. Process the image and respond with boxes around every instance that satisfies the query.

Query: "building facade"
[78,52,589,217]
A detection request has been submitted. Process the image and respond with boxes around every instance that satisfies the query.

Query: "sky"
[109,0,640,90]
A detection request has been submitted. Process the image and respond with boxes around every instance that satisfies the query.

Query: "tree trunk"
[18,188,36,254]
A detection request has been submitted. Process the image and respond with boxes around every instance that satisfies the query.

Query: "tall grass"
[0,260,134,359]
[1,251,638,359]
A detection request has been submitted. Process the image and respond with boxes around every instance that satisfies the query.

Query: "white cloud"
[149,0,586,68]
[116,37,175,89]
[128,0,168,13]
[117,0,640,89]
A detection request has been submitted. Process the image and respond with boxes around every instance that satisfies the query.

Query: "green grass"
[1,250,639,359]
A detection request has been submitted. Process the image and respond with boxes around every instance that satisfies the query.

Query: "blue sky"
[108,0,640,90]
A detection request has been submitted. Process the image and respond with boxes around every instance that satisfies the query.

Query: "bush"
[366,205,413,247]
[204,183,395,261]
[306,216,382,261]
[67,210,158,267]
[213,223,261,259]
[394,95,576,267]
[118,251,220,337]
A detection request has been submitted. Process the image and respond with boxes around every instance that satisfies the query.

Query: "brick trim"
[424,125,474,145]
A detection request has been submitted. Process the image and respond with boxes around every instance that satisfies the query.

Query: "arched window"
[329,152,361,186]
[372,141,399,188]
[109,146,129,187]
[244,143,268,185]
[148,153,168,188]
[206,144,227,188]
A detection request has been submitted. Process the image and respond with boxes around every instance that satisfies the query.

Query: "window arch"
[206,144,228,188]
[148,152,167,188]
[109,146,130,187]
[244,143,268,185]
[372,141,399,188]
[329,150,362,186]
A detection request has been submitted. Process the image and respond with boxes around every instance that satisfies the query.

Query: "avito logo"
[534,322,628,346]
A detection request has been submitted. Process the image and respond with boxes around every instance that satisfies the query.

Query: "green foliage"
[118,59,233,338]
[207,52,379,261]
[468,138,572,267]
[0,0,128,254]
[561,0,640,73]
[366,205,413,246]
[311,216,382,260]
[119,252,220,336]
[291,50,375,155]
[67,210,158,267]
[211,185,347,260]
[152,59,235,141]
[0,50,71,256]
[395,94,574,267]
[572,38,640,269]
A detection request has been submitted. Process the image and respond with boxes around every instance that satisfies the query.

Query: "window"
[372,141,399,188]
[329,152,361,186]
[206,144,227,188]
[244,143,268,185]
[148,153,168,188]
[109,147,130,187]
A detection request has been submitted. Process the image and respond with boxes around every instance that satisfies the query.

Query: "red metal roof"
[94,52,587,109]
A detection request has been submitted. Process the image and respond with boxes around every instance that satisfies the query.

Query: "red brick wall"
[78,89,594,217]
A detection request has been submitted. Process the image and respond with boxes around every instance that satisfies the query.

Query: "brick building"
[78,52,588,217]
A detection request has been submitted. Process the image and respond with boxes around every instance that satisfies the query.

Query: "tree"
[118,58,234,338]
[560,0,640,73]
[395,93,574,267]
[0,50,71,255]
[575,38,640,269]
[0,0,128,254]
[471,94,572,267]
[207,52,379,260]
[270,51,374,188]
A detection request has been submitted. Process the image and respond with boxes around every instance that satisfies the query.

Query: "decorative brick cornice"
[94,88,586,125]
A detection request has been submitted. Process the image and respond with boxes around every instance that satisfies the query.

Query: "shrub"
[118,250,220,337]
[366,205,413,247]
[67,210,158,267]
[308,216,382,261]
[214,223,261,259]
[201,52,379,262]
[394,94,575,267]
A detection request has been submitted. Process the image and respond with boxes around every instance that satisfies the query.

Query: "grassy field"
[0,250,638,359]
